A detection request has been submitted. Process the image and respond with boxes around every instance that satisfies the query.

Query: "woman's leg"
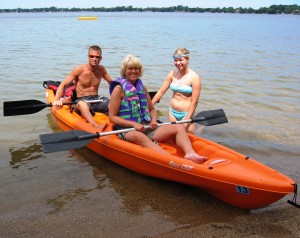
[153,124,207,164]
[125,131,168,154]
[169,109,194,133]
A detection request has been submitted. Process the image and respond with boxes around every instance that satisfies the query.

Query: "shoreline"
[1,5,300,15]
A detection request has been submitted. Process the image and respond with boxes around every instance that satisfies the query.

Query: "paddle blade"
[39,130,98,153]
[196,109,225,119]
[148,91,159,103]
[193,109,228,126]
[3,100,49,116]
[197,116,228,126]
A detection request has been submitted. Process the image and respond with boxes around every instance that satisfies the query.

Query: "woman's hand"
[133,122,146,132]
[149,119,158,130]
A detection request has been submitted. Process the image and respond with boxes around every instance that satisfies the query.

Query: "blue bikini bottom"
[169,108,188,121]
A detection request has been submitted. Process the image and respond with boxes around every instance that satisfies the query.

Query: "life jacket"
[43,80,75,97]
[109,78,150,123]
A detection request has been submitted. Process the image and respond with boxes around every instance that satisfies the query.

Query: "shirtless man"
[53,45,111,130]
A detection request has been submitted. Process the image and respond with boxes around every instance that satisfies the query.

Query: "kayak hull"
[45,89,296,209]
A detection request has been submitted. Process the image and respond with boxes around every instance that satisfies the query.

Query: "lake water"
[0,12,299,237]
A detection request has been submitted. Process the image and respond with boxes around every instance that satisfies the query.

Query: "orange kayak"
[45,89,297,209]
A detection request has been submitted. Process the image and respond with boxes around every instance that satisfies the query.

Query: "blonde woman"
[109,55,207,164]
[152,48,202,133]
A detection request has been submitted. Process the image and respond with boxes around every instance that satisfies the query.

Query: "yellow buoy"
[77,16,99,20]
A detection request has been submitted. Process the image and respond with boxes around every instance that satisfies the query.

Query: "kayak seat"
[159,143,183,156]
[192,140,208,149]
[192,141,221,158]
[72,110,87,121]
[94,112,109,123]
[104,122,115,133]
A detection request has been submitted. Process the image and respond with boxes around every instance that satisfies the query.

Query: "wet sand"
[1,139,299,238]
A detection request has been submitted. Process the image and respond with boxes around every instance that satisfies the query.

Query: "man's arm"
[53,66,81,105]
[102,67,112,85]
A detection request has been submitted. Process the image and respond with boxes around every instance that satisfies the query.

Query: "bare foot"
[93,122,107,131]
[184,153,208,164]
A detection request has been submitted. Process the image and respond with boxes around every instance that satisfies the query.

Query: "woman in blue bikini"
[152,47,202,133]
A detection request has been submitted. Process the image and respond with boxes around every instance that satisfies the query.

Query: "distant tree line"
[1,5,300,14]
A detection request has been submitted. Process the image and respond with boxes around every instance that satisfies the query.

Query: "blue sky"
[0,0,299,9]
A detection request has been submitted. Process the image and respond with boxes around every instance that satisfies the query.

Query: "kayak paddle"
[3,91,158,116]
[40,109,228,153]
[3,99,103,116]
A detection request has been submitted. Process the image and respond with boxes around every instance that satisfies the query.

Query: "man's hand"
[52,99,63,109]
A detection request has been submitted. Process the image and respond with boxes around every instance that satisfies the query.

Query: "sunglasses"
[89,55,101,59]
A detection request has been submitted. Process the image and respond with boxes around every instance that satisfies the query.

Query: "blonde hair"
[120,55,144,78]
[173,47,190,59]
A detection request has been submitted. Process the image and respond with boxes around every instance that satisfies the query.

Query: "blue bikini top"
[170,82,192,94]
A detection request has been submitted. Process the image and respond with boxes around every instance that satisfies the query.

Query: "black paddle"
[3,99,99,116]
[148,91,159,102]
[3,91,159,116]
[39,109,228,153]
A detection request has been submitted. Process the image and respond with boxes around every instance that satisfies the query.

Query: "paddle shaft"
[40,108,227,153]
[72,109,225,140]
[49,99,104,106]
[93,114,225,138]
[83,118,199,137]
[4,91,159,116]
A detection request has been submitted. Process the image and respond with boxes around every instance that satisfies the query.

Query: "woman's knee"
[126,131,147,144]
[172,124,185,133]
[153,124,181,141]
